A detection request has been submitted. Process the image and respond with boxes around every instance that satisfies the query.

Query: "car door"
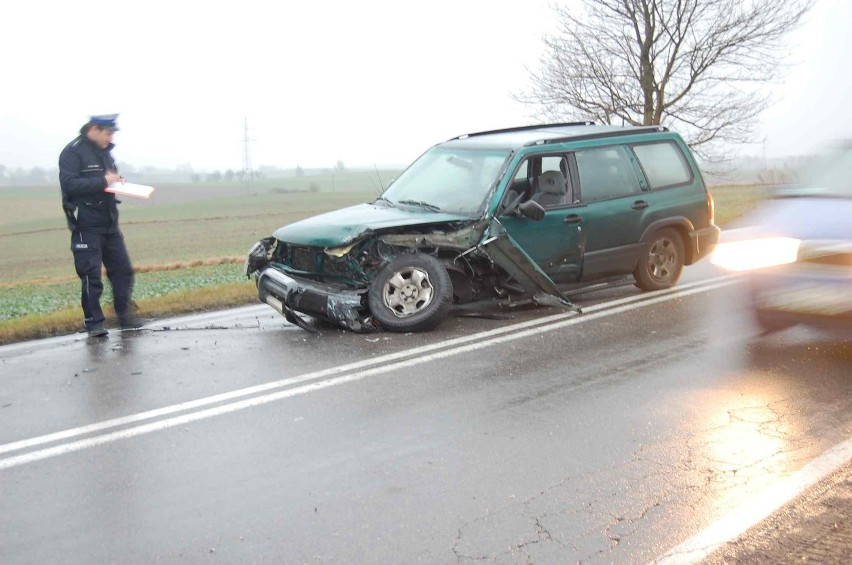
[572,144,649,280]
[497,154,582,283]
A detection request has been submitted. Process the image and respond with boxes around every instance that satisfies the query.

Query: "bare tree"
[517,0,814,159]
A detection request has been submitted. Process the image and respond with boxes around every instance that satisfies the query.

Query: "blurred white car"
[712,145,852,333]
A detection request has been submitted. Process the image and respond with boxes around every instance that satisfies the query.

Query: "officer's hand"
[105,171,122,186]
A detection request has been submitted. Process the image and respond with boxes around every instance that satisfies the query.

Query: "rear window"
[632,141,693,189]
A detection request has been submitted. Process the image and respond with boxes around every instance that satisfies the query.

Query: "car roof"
[440,123,670,151]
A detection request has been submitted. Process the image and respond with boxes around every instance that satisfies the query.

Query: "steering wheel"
[501,190,524,216]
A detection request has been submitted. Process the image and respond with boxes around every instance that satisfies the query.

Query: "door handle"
[563,214,583,224]
[632,200,649,210]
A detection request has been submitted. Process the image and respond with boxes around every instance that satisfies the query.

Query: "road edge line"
[650,436,852,564]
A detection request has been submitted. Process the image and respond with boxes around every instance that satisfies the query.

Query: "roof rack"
[525,125,669,147]
[450,122,595,141]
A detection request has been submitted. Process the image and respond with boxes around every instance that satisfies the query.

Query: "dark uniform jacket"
[59,136,120,233]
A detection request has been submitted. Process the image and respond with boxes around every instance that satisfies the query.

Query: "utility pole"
[242,118,255,196]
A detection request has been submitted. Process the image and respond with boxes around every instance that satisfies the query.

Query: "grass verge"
[0,262,258,345]
[0,281,257,345]
[709,184,770,226]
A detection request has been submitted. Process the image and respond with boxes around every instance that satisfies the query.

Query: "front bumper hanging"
[256,267,375,333]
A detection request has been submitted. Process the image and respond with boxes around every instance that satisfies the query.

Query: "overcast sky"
[1,0,850,172]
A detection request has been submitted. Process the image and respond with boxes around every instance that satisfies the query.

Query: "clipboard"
[106,182,156,200]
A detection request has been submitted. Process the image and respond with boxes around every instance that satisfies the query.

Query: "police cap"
[90,114,120,131]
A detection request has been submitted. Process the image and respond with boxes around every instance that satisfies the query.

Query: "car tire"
[634,228,685,291]
[753,307,795,333]
[368,254,453,332]
[749,280,795,333]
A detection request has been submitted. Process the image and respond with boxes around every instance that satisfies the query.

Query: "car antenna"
[374,163,385,194]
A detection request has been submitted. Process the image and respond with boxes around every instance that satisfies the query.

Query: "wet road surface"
[1,265,850,564]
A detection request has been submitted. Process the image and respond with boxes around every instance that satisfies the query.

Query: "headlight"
[711,237,800,271]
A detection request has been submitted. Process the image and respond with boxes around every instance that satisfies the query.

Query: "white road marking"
[0,277,733,470]
[0,277,729,456]
[1,279,718,456]
[651,436,852,564]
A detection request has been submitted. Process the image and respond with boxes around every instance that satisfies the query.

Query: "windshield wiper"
[397,199,442,212]
[374,196,396,207]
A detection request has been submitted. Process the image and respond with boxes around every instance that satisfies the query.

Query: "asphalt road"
[1,263,850,564]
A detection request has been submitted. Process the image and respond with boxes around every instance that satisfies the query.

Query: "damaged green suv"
[245,123,720,332]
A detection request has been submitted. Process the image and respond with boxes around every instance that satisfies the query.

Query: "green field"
[0,173,766,343]
[0,171,395,284]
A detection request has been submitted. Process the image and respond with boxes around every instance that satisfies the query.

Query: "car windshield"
[381,146,511,214]
[796,143,852,197]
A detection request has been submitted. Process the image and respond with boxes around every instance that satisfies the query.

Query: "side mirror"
[518,200,545,221]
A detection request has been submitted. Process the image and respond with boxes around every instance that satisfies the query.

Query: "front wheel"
[634,228,685,291]
[749,280,795,334]
[367,254,452,332]
[753,307,795,333]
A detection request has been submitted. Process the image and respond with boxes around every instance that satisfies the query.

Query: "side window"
[576,146,642,202]
[504,159,532,204]
[531,155,572,208]
[541,156,564,175]
[502,155,573,209]
[631,141,693,189]
[512,160,529,183]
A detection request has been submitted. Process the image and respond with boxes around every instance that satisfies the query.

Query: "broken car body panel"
[478,220,580,311]
[256,267,371,332]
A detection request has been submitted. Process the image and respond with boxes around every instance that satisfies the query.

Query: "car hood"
[272,203,474,247]
[749,196,852,240]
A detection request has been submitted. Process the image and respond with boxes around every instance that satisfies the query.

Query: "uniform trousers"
[70,229,135,329]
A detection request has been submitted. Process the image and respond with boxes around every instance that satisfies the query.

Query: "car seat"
[531,170,567,207]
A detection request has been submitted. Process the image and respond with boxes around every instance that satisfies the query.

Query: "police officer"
[59,114,142,337]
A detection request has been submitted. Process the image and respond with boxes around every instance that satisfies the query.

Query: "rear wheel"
[634,228,684,291]
[367,254,452,332]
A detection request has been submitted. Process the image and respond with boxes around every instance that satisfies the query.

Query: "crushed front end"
[245,237,380,333]
[245,216,582,333]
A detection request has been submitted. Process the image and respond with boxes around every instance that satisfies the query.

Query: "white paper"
[106,182,155,199]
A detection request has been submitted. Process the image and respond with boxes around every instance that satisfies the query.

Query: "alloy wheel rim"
[382,267,434,318]
[647,238,677,281]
